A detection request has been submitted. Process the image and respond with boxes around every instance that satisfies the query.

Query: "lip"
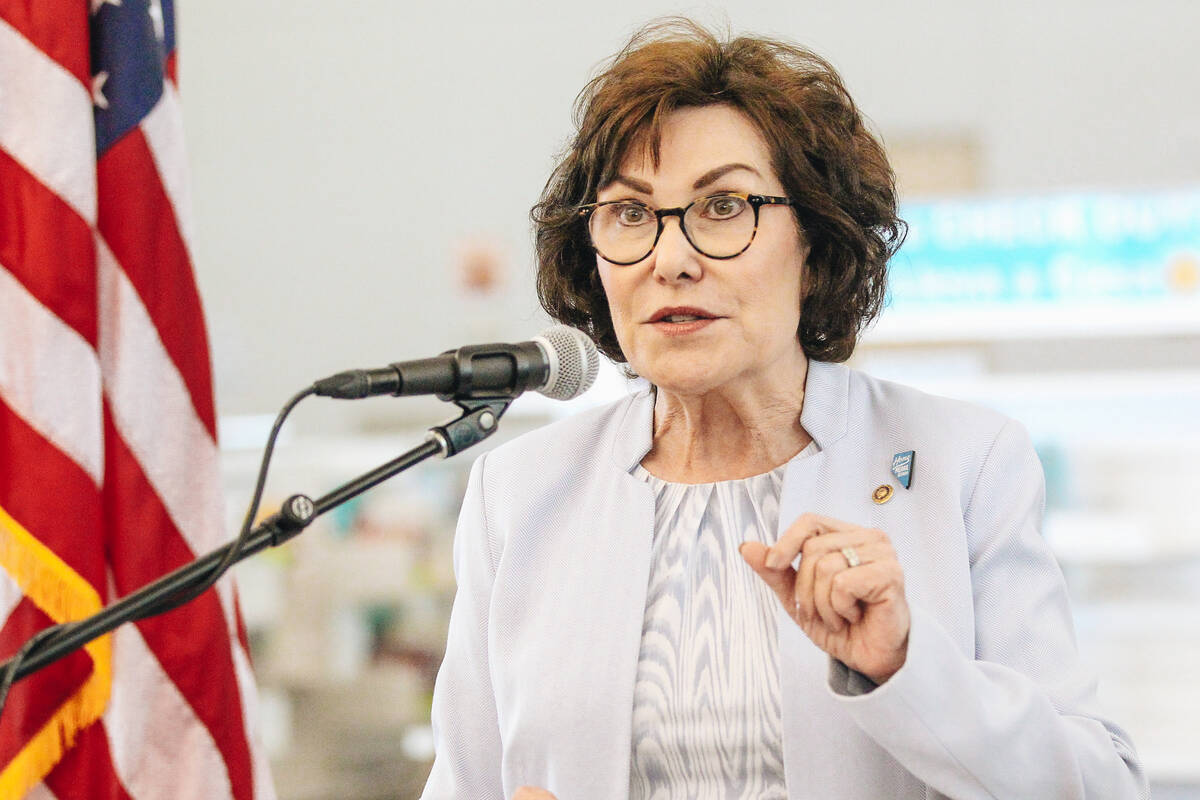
[650,317,717,336]
[646,306,721,324]
[645,306,723,338]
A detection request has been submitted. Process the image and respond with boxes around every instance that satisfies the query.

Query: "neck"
[641,352,811,483]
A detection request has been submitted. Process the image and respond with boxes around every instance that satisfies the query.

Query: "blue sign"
[889,191,1200,311]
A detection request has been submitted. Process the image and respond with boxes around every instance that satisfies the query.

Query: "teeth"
[663,314,703,322]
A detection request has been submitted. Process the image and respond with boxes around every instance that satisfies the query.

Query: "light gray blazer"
[422,361,1148,799]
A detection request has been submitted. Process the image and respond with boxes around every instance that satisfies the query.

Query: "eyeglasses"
[578,192,795,265]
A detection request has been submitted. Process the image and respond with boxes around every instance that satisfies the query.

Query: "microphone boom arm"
[0,397,511,695]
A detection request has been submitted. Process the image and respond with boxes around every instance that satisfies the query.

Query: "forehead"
[615,104,777,184]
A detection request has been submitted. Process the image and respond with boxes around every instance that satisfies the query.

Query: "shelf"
[862,300,1200,345]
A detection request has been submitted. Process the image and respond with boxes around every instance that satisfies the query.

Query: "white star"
[147,0,165,44]
[92,71,110,110]
[90,0,121,15]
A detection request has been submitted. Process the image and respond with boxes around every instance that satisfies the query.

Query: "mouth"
[648,307,720,324]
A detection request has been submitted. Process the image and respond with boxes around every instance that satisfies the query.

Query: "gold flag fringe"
[0,504,112,798]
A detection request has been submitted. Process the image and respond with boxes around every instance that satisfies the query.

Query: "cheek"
[748,282,800,336]
[768,235,807,311]
[743,254,805,335]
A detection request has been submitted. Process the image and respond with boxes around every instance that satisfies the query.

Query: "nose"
[650,214,703,283]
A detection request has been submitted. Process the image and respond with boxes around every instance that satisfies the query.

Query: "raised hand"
[741,512,910,683]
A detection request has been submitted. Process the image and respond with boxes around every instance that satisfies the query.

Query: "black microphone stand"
[0,397,510,698]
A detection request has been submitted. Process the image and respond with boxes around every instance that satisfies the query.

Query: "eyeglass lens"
[588,195,758,264]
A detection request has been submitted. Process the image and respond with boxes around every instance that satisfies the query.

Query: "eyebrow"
[606,163,763,197]
[693,163,762,189]
[609,175,654,194]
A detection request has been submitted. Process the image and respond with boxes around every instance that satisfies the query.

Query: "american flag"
[0,1,274,798]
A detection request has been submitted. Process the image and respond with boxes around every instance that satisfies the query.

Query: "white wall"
[176,0,1200,420]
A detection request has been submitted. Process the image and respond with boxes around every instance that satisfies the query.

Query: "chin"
[644,365,729,397]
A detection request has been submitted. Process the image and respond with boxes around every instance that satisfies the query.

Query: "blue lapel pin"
[891,450,915,489]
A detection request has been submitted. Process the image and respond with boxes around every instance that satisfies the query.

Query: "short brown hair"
[532,19,905,364]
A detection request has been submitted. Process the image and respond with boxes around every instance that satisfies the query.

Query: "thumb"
[739,541,796,606]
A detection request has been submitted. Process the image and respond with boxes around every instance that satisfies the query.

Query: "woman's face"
[596,104,809,397]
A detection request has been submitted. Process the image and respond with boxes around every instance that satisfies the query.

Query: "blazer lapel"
[776,362,924,798]
[498,391,657,799]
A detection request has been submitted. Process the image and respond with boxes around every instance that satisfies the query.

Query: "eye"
[700,194,747,220]
[613,203,652,226]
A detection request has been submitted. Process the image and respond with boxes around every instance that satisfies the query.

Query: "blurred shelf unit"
[854,188,1200,783]
[865,300,1200,344]
[219,405,583,798]
[857,187,1200,565]
[221,427,489,798]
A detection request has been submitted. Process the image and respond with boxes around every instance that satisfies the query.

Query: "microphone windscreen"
[535,326,600,400]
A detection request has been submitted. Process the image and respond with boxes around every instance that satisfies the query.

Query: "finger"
[829,571,865,624]
[834,558,906,607]
[512,787,558,800]
[794,530,884,623]
[825,542,902,623]
[740,541,799,612]
[810,551,853,630]
[766,512,860,569]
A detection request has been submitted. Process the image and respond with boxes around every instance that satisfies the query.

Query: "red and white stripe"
[0,3,274,798]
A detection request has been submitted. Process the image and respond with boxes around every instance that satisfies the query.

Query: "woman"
[422,20,1147,800]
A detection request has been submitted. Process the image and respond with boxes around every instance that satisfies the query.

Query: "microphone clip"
[425,397,512,458]
[425,341,548,402]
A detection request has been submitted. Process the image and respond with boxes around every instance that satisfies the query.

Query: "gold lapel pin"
[872,484,894,504]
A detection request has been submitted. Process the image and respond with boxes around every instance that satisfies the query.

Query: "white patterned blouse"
[628,441,817,800]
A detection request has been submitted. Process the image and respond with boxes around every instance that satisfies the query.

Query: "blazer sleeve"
[828,419,1149,799]
[421,454,505,799]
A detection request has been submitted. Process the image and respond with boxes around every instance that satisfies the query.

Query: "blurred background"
[176,1,1200,797]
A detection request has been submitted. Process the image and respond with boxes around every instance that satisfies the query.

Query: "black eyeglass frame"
[577,193,796,266]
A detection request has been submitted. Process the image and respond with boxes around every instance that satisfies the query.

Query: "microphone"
[313,326,600,402]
